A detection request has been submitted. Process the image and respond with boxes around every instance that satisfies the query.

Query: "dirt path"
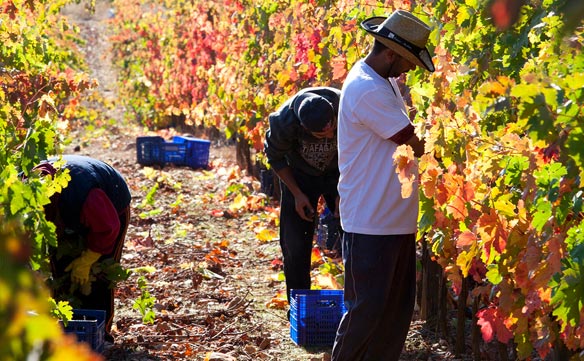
[60,2,334,360]
[60,1,462,360]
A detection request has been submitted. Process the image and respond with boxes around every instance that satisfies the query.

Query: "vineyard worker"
[35,155,131,343]
[263,86,342,314]
[333,10,435,361]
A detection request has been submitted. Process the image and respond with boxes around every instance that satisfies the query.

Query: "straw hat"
[361,10,435,72]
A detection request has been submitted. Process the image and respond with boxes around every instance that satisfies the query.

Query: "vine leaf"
[393,144,416,198]
[331,54,347,81]
[477,209,508,262]
[477,306,514,344]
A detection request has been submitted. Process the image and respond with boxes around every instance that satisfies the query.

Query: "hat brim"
[361,17,435,72]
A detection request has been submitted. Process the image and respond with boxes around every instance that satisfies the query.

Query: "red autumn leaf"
[456,231,477,249]
[420,155,443,198]
[446,189,468,221]
[341,19,357,32]
[270,258,283,270]
[210,209,224,217]
[3,1,18,20]
[477,209,508,257]
[490,0,524,30]
[514,261,532,291]
[477,306,514,344]
[546,235,563,276]
[521,241,542,270]
[331,54,347,81]
[311,246,322,260]
[435,183,449,206]
[468,258,487,283]
[393,145,417,198]
[446,179,475,221]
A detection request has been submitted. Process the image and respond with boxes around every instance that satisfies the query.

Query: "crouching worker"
[263,86,342,315]
[34,155,131,342]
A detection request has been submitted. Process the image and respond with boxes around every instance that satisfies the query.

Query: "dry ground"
[60,1,472,360]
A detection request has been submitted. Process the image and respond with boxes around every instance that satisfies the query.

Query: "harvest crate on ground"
[61,309,106,352]
[289,289,346,347]
[136,135,211,169]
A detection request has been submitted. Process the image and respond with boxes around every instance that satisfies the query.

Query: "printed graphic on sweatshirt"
[300,138,337,172]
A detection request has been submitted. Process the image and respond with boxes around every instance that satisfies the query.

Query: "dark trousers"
[279,169,338,303]
[332,233,416,361]
[51,207,130,336]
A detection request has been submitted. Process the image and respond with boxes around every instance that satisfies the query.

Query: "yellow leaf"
[266,290,288,310]
[456,250,474,278]
[256,228,277,242]
[313,274,342,290]
[228,193,247,212]
[494,193,516,217]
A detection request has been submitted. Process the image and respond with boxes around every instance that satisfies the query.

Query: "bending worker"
[35,154,131,342]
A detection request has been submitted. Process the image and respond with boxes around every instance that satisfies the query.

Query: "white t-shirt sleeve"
[353,81,411,140]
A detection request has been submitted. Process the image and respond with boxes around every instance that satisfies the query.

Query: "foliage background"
[1,0,104,359]
[109,0,584,357]
[1,0,583,358]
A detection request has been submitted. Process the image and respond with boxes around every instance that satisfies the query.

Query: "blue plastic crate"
[136,135,210,169]
[162,141,187,165]
[61,309,105,352]
[290,289,346,347]
[172,136,210,169]
[136,136,166,166]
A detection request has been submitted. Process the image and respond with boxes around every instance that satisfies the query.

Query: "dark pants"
[332,232,416,361]
[51,207,130,337]
[279,169,338,303]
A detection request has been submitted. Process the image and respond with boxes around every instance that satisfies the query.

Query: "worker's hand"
[334,196,340,218]
[64,249,102,285]
[80,280,93,296]
[294,193,314,222]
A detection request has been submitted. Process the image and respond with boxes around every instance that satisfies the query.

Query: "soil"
[60,1,471,360]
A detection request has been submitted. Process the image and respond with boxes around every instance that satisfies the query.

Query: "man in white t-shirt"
[333,10,435,361]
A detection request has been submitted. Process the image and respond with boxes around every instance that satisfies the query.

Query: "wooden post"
[455,276,468,357]
[420,237,442,326]
[472,295,481,360]
[438,273,449,340]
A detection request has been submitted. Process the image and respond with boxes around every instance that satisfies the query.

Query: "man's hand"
[295,193,314,221]
[64,249,102,284]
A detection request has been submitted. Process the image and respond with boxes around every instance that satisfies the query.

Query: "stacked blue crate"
[289,289,346,347]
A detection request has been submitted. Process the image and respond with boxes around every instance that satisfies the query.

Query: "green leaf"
[565,127,584,180]
[418,197,436,234]
[551,261,584,329]
[565,223,584,260]
[501,155,529,186]
[9,189,26,215]
[486,265,503,284]
[532,199,552,232]
[456,6,473,27]
[515,332,533,359]
[510,83,540,99]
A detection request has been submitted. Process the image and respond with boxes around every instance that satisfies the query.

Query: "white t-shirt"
[338,60,419,235]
